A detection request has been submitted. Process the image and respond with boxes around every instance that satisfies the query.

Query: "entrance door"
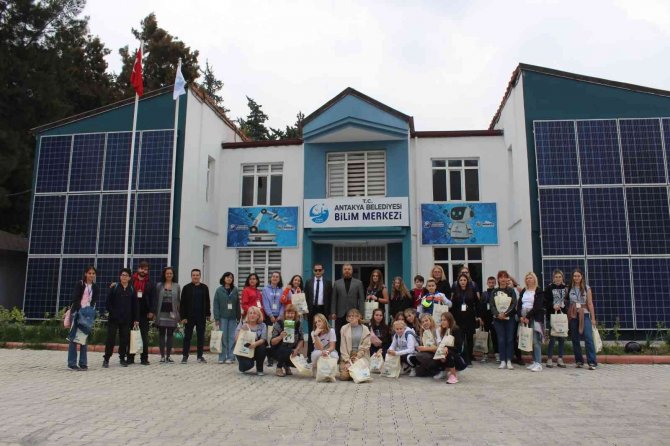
[334,264,386,290]
[332,245,388,290]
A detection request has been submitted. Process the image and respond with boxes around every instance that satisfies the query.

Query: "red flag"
[130,48,143,96]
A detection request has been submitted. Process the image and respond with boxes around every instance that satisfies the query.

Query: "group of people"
[65,262,599,384]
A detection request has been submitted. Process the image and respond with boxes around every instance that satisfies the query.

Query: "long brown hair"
[391,276,410,300]
[439,311,459,337]
[567,268,588,297]
[368,269,385,291]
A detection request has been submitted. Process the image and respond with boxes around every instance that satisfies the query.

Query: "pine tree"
[238,97,270,141]
[199,60,229,113]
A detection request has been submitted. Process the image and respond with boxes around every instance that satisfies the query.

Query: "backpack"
[403,329,420,346]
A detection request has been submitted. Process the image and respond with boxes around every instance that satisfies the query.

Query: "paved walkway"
[0,349,668,446]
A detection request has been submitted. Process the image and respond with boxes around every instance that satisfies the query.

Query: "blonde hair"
[430,265,446,282]
[245,306,262,324]
[524,272,539,289]
[419,314,436,335]
[312,313,329,331]
[393,320,407,330]
[283,304,299,321]
[347,308,362,319]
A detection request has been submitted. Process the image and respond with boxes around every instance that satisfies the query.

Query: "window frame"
[240,163,283,206]
[327,150,386,197]
[431,158,480,202]
[236,249,282,289]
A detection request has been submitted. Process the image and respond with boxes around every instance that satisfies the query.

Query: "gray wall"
[0,250,27,310]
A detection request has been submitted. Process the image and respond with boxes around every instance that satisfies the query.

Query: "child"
[478,276,498,363]
[389,277,413,322]
[436,312,465,384]
[414,314,442,378]
[311,313,338,367]
[339,308,371,381]
[388,320,418,376]
[269,304,304,377]
[418,278,452,316]
[403,308,421,335]
[411,275,427,309]
[368,308,391,356]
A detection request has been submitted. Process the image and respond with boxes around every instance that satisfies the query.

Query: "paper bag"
[593,326,603,353]
[349,358,373,384]
[316,356,338,382]
[474,329,489,353]
[129,328,143,354]
[233,329,257,358]
[291,293,309,314]
[364,301,378,321]
[370,350,384,373]
[209,330,223,354]
[550,312,569,338]
[381,353,401,378]
[284,320,296,344]
[518,324,533,352]
[290,354,313,377]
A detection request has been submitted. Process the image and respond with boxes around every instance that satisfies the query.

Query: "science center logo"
[309,204,329,224]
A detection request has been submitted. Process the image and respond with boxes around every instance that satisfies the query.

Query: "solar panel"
[576,120,622,185]
[131,257,169,280]
[69,134,104,192]
[132,192,170,255]
[619,119,665,184]
[539,188,584,256]
[98,193,134,255]
[587,258,633,329]
[582,188,628,255]
[29,195,65,254]
[103,132,140,191]
[94,257,126,315]
[626,186,670,255]
[541,258,585,289]
[138,130,174,190]
[59,257,95,312]
[23,258,60,319]
[534,121,579,186]
[63,194,100,254]
[663,119,670,175]
[36,136,71,193]
[632,258,670,329]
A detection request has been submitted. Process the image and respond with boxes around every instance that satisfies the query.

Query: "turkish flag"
[130,48,143,96]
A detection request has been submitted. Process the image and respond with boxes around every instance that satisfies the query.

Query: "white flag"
[173,59,186,100]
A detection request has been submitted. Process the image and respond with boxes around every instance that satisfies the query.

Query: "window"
[432,159,479,202]
[327,151,385,197]
[434,247,483,289]
[202,245,210,284]
[241,163,283,206]
[206,156,215,202]
[237,249,282,289]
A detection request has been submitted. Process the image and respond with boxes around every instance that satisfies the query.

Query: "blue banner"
[227,207,299,248]
[421,203,498,245]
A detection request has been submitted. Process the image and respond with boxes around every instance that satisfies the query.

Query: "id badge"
[487,303,490,310]
[576,303,582,309]
[461,304,467,312]
[256,300,261,308]
[227,303,233,310]
[169,312,175,318]
[137,291,143,298]
[272,303,278,311]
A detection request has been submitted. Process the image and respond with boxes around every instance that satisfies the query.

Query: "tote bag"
[291,293,309,314]
[474,329,489,353]
[422,330,436,347]
[349,358,373,384]
[233,330,257,358]
[381,354,401,378]
[370,350,384,373]
[550,312,569,338]
[290,354,313,377]
[433,330,454,360]
[432,303,450,324]
[517,324,533,352]
[129,328,143,355]
[364,301,378,321]
[209,330,223,354]
[593,326,603,353]
[316,356,338,382]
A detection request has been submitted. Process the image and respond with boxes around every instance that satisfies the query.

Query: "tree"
[117,13,200,98]
[237,97,270,141]
[198,60,229,113]
[0,0,115,234]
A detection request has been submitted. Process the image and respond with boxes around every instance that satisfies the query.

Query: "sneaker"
[257,371,265,376]
[576,362,584,368]
[446,373,459,384]
[526,363,535,370]
[102,360,109,368]
[166,357,174,363]
[79,365,88,371]
[224,359,233,364]
[284,367,292,376]
[267,360,274,367]
[588,363,597,370]
[197,357,207,364]
[506,360,514,370]
[480,356,488,363]
[68,365,80,371]
[498,361,506,369]
[495,353,500,362]
[409,368,417,377]
[218,360,224,364]
[159,356,166,364]
[402,365,411,375]
[433,371,445,380]
[181,357,188,364]
[546,359,554,368]
[530,363,543,372]
[140,359,150,366]
[557,358,566,368]
[275,368,286,377]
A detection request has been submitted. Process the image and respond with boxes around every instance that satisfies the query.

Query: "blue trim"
[304,116,407,141]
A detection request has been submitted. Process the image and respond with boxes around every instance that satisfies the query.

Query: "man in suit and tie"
[331,263,365,351]
[305,263,333,362]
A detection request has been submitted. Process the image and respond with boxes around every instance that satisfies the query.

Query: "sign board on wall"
[304,197,409,228]
[227,207,299,248]
[421,203,498,245]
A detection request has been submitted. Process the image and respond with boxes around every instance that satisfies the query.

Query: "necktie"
[315,278,321,305]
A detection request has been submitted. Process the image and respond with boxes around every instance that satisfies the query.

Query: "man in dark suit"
[305,263,333,361]
[331,263,365,351]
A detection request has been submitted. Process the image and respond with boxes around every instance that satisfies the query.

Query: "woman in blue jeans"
[67,266,99,370]
[213,272,240,364]
[517,272,545,372]
[491,271,518,370]
[235,306,268,375]
[567,269,598,370]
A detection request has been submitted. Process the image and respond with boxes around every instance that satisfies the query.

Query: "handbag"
[349,358,373,384]
[593,326,603,353]
[129,327,143,355]
[63,309,72,329]
[233,329,257,358]
[209,330,223,354]
[517,323,533,352]
[72,328,88,345]
[370,350,384,373]
[364,301,378,321]
[381,353,401,378]
[291,293,309,314]
[550,312,569,337]
[432,303,450,323]
[474,328,489,353]
[315,356,338,382]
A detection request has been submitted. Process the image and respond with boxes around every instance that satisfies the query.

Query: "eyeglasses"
[313,268,323,272]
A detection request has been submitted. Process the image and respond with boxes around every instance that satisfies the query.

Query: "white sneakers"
[433,371,445,380]
[530,362,543,372]
[409,368,417,377]
[498,361,506,369]
[546,358,553,368]
[506,360,514,370]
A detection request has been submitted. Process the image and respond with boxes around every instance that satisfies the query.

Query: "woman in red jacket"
[240,273,264,319]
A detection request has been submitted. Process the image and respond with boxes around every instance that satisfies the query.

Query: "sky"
[84,0,670,131]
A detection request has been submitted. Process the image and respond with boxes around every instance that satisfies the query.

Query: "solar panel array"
[25,130,174,319]
[534,118,670,330]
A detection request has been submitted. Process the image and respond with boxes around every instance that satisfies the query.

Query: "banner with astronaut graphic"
[227,207,299,248]
[421,203,498,245]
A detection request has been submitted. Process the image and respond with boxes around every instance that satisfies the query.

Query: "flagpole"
[167,81,180,266]
[124,42,142,268]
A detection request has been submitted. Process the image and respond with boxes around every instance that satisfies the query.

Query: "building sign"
[421,203,498,245]
[227,207,299,248]
[304,197,409,228]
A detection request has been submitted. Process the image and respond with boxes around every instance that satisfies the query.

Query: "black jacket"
[451,287,478,330]
[180,283,211,321]
[305,276,332,314]
[70,281,100,313]
[389,291,413,319]
[106,284,139,324]
[517,288,545,323]
[544,283,568,315]
[132,274,156,316]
